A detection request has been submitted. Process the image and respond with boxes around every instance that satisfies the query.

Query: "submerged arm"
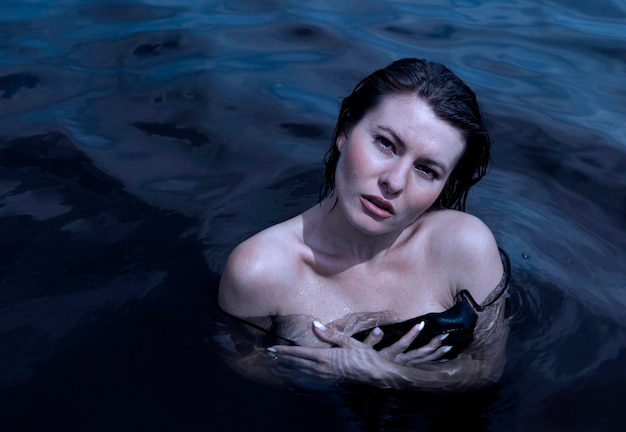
[270,295,508,392]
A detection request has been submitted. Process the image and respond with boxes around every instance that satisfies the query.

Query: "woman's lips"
[360,195,395,218]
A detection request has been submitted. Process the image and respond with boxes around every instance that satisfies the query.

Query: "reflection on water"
[1,0,625,430]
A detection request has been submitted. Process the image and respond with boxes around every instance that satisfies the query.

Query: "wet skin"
[218,93,505,390]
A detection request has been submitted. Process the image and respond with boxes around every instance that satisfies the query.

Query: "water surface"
[1,0,625,431]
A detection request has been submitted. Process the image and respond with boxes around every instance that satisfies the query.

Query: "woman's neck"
[305,197,415,264]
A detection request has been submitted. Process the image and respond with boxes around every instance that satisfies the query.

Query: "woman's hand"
[267,320,451,384]
[374,321,453,366]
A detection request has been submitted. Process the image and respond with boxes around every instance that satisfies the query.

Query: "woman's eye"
[376,135,394,151]
[416,165,439,178]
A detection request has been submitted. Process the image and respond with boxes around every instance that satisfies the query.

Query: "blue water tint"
[1,0,626,431]
[553,14,626,37]
[393,2,477,22]
[270,84,340,118]
[0,3,57,21]
[64,118,112,148]
[218,51,329,72]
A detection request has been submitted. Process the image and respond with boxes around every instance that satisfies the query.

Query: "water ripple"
[0,2,625,428]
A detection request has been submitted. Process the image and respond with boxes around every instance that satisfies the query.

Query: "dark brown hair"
[320,58,491,211]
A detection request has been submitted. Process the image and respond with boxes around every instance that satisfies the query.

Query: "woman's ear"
[336,130,347,152]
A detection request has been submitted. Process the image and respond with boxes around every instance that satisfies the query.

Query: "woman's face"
[333,93,465,236]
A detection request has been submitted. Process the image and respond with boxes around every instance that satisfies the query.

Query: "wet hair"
[319,58,491,212]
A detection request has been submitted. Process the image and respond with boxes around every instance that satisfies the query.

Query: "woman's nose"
[379,162,408,195]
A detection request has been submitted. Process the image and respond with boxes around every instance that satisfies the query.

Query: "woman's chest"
[278,261,451,323]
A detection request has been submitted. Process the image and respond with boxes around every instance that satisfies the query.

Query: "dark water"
[1,1,625,431]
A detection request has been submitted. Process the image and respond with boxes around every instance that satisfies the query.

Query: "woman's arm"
[269,295,508,392]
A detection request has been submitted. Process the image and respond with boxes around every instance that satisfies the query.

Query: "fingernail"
[266,347,279,360]
[418,321,425,331]
[440,333,449,341]
[373,327,382,335]
[443,346,452,353]
[313,320,327,331]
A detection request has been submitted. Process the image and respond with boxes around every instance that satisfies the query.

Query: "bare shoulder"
[424,209,504,305]
[217,217,302,318]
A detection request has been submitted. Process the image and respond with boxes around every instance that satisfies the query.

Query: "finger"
[335,311,396,335]
[406,345,453,365]
[381,321,425,357]
[420,332,449,351]
[269,345,337,377]
[400,332,448,361]
[275,350,319,368]
[361,327,384,347]
[266,347,280,360]
[270,345,317,358]
[269,345,322,367]
[311,320,360,348]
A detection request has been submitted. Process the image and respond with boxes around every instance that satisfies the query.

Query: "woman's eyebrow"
[377,125,448,172]
[378,125,405,147]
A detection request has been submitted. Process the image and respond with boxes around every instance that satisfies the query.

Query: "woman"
[218,58,509,391]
